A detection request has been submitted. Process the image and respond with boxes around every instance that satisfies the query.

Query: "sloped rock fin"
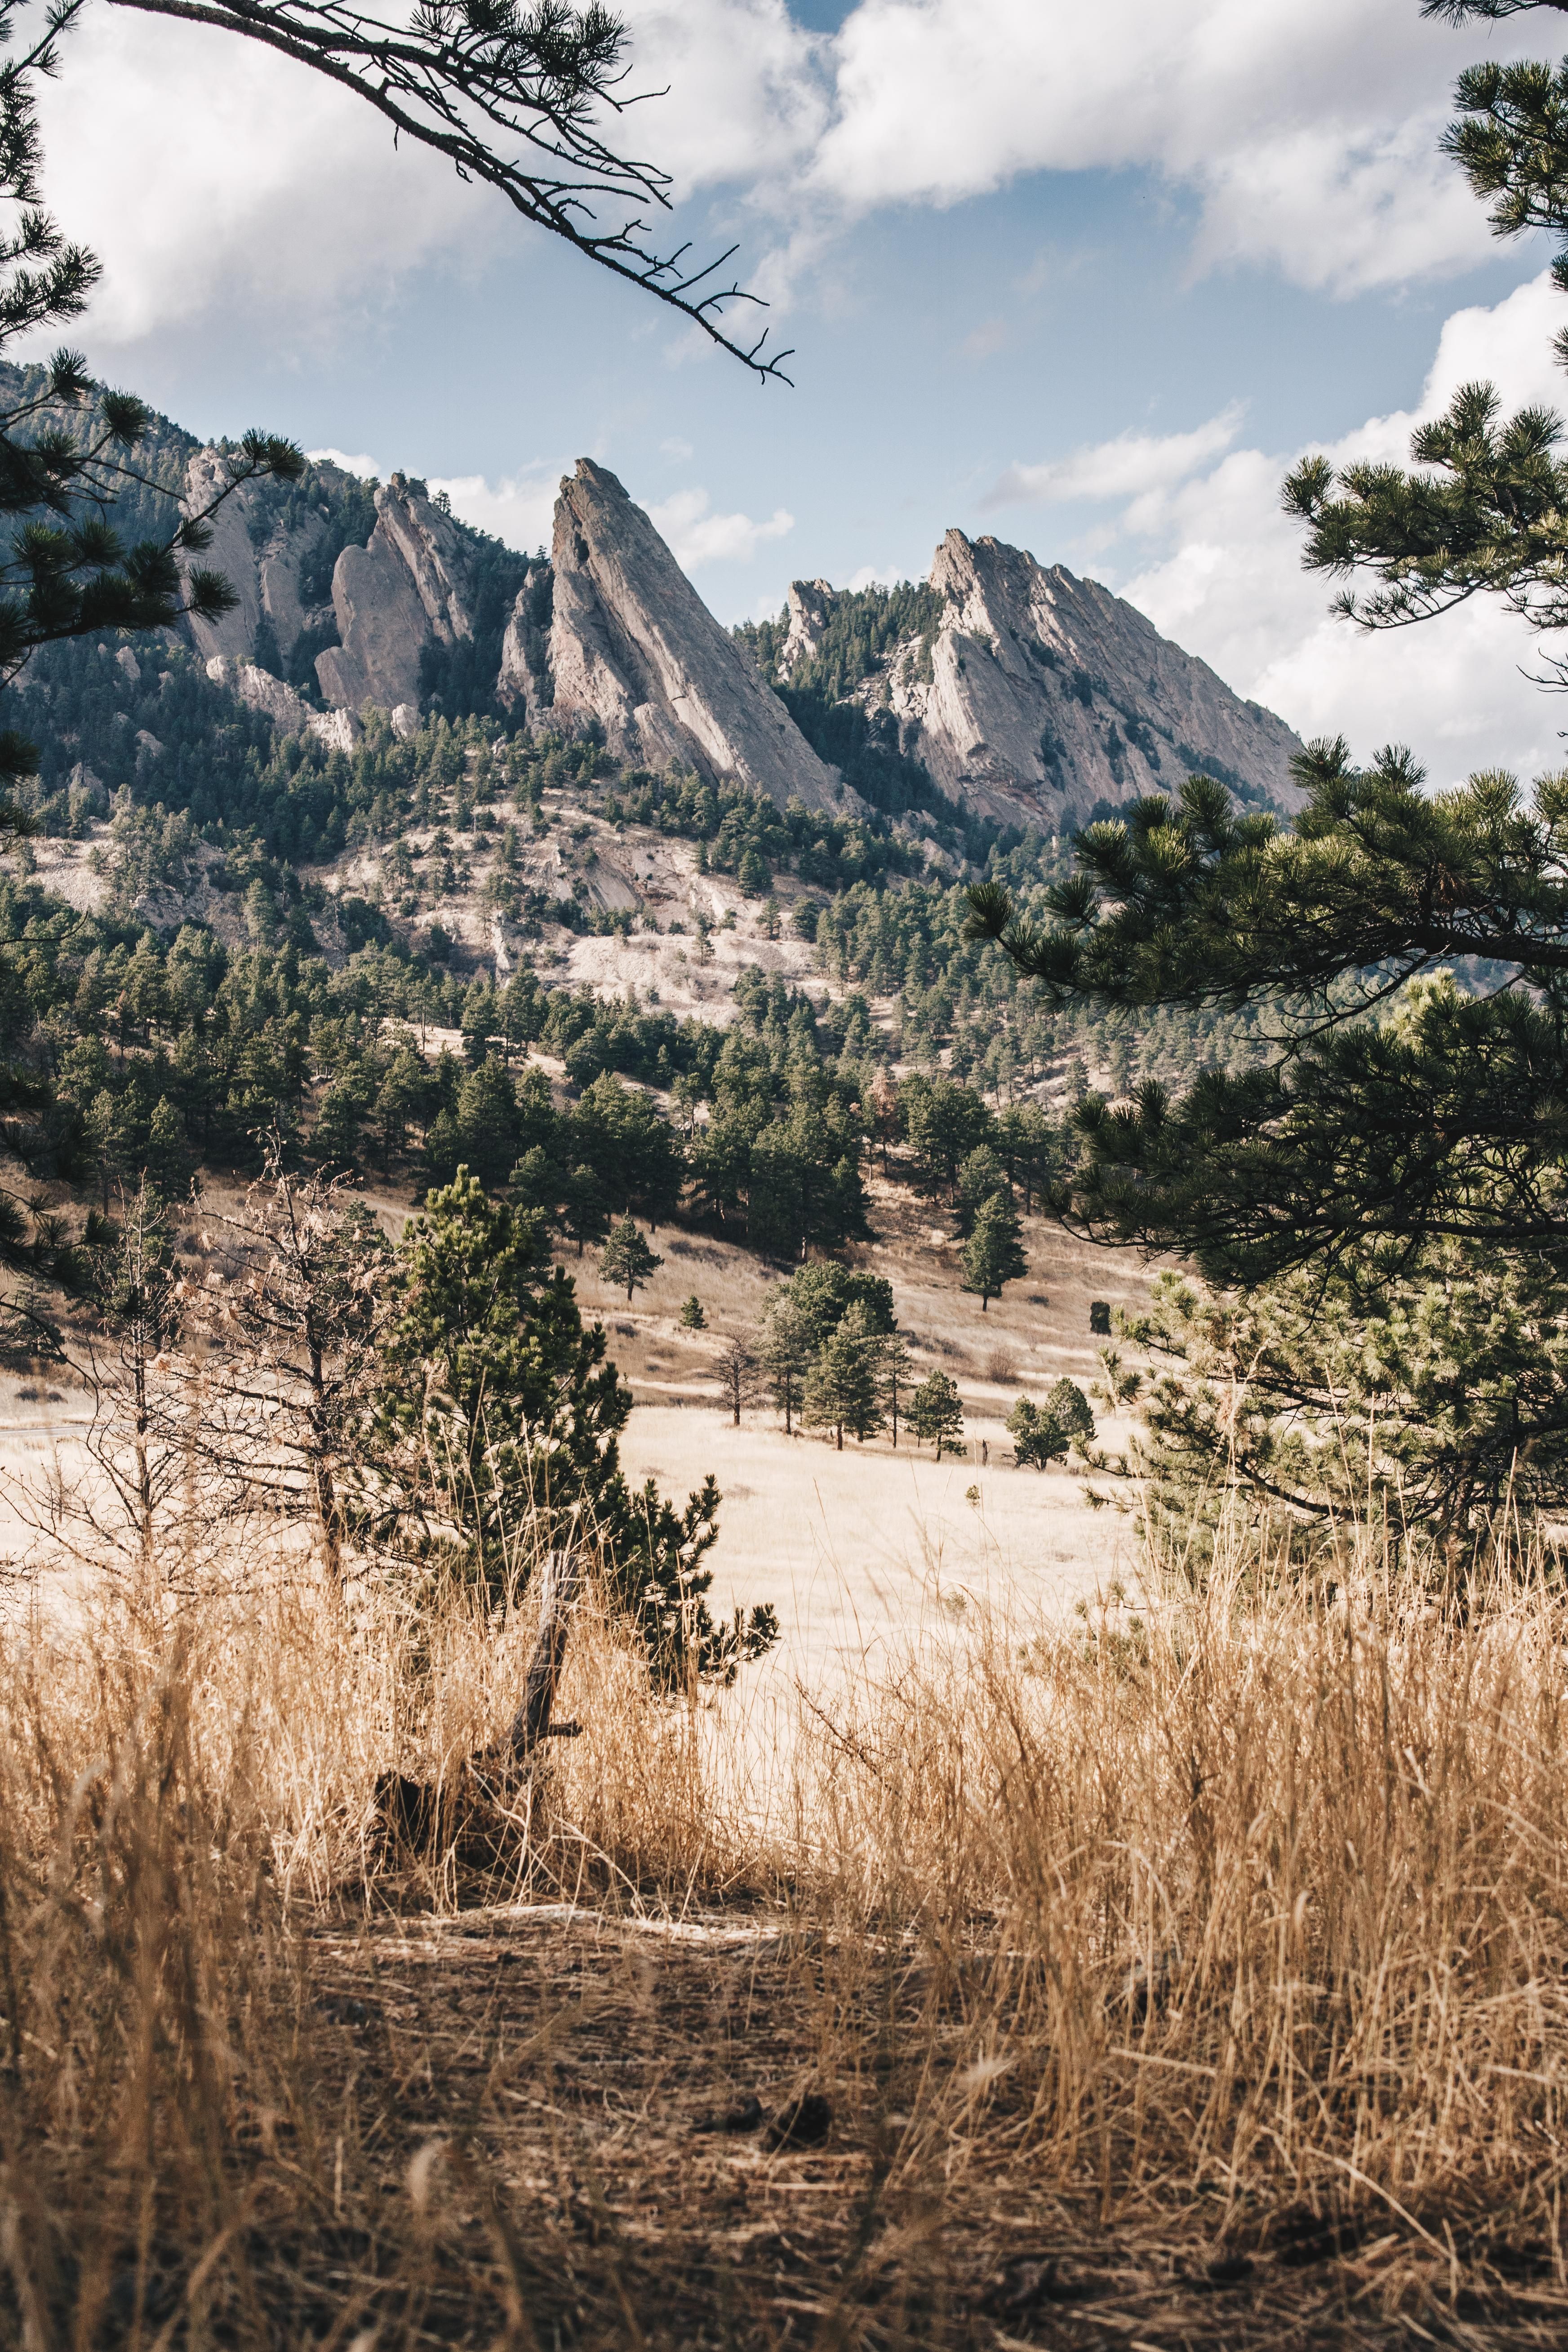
[316,474,473,714]
[890,530,1302,824]
[509,459,843,815]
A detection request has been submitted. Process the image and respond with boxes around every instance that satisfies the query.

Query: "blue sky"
[32,0,1568,780]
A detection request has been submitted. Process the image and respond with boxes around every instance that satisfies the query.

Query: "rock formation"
[172,417,1300,829]
[204,657,363,752]
[782,533,1303,828]
[315,474,475,713]
[498,460,843,815]
[180,449,334,671]
[776,579,836,680]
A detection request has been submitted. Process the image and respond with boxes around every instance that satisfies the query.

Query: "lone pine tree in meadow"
[962,1191,1026,1311]
[599,1218,662,1305]
[909,1369,964,1462]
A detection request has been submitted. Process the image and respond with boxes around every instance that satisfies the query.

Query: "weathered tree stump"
[371,1549,586,1866]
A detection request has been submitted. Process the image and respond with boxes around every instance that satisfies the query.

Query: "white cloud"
[1073,273,1568,785]
[648,486,795,567]
[428,471,559,553]
[805,0,1524,297]
[35,12,500,350]
[307,447,382,480]
[30,0,1547,359]
[988,404,1245,508]
[305,453,562,554]
[617,0,825,189]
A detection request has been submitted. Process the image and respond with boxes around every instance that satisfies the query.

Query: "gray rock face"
[512,460,842,814]
[777,579,835,680]
[496,560,554,716]
[205,656,362,753]
[182,450,266,667]
[180,450,334,670]
[206,654,305,731]
[862,532,1301,826]
[315,474,472,714]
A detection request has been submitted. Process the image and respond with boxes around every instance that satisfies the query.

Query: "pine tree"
[599,1216,662,1305]
[144,1095,189,1200]
[909,1369,964,1461]
[680,1293,706,1330]
[560,1162,609,1257]
[84,1086,126,1215]
[802,1300,885,1450]
[375,1170,629,1580]
[962,1192,1026,1311]
[759,1288,810,1433]
[1046,1378,1096,1448]
[1007,1396,1066,1472]
[878,1329,914,1448]
[956,1143,1007,1236]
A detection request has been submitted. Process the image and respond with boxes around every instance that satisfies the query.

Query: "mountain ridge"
[4,360,1302,830]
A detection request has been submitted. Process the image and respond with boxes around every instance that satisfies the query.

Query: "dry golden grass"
[4,1519,1568,2347]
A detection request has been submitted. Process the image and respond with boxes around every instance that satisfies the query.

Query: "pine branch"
[105,0,793,382]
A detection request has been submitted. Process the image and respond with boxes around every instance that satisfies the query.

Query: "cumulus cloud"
[428,471,559,552]
[647,486,795,567]
[1056,274,1568,785]
[988,404,1246,509]
[35,12,500,348]
[30,0,1543,358]
[805,0,1519,296]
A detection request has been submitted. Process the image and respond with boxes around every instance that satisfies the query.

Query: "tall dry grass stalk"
[2,1513,1567,2341]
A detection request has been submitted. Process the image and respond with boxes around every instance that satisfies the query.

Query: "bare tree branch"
[104,0,794,382]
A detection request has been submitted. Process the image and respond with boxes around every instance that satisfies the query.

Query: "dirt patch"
[241,1897,1565,2350]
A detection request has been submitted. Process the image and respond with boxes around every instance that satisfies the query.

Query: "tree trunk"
[508,1549,585,1758]
[133,1352,154,1574]
[306,1329,344,1591]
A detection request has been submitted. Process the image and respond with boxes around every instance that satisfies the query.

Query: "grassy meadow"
[3,1488,1568,2347]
